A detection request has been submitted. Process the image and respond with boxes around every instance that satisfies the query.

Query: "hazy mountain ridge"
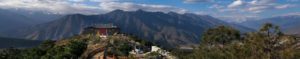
[241,15,300,35]
[3,10,251,48]
[0,9,35,31]
[9,9,63,23]
[0,9,63,33]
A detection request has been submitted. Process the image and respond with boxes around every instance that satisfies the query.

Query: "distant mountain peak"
[167,12,180,15]
[136,9,145,12]
[112,9,124,12]
[67,14,85,16]
[107,9,126,14]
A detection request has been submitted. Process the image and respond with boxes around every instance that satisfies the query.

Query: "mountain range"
[1,10,252,48]
[241,15,300,35]
[0,9,62,32]
[0,9,35,31]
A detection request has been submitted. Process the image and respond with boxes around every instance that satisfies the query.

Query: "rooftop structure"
[82,24,120,38]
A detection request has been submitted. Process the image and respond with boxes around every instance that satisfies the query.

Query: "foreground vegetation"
[0,34,156,59]
[174,23,300,59]
[0,39,87,59]
[1,23,300,59]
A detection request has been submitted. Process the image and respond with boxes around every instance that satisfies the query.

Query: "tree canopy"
[175,23,300,59]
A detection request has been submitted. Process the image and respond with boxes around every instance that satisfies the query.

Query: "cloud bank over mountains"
[0,0,299,23]
[198,0,299,22]
[0,0,187,15]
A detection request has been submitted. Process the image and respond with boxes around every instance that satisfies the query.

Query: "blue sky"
[0,0,299,22]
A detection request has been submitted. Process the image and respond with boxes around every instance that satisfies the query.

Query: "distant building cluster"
[82,24,120,39]
[82,24,176,59]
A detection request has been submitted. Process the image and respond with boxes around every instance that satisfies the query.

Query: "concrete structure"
[151,46,160,52]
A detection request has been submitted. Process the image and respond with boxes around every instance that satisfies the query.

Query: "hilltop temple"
[82,24,120,38]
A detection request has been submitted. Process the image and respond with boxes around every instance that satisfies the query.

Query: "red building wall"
[98,28,107,35]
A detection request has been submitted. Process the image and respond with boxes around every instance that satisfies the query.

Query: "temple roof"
[86,24,118,29]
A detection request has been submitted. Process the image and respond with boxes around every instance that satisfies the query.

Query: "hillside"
[3,10,251,48]
[1,24,298,59]
[0,33,175,59]
[174,24,300,59]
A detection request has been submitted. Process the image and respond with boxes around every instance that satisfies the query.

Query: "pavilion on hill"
[82,24,120,38]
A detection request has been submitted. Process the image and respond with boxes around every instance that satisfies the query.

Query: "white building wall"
[151,46,160,52]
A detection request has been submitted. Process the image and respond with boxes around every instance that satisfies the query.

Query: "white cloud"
[99,2,188,14]
[209,4,224,9]
[247,6,269,13]
[208,0,284,22]
[0,0,187,15]
[245,4,297,13]
[182,0,212,3]
[202,0,298,23]
[222,0,289,13]
[69,0,85,2]
[249,0,275,5]
[246,0,278,13]
[90,0,120,2]
[228,0,243,8]
[0,0,104,15]
[275,4,296,9]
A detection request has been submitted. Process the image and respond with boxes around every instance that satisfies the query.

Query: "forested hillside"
[173,23,300,59]
[0,34,171,59]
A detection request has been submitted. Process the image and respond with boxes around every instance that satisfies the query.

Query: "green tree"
[0,48,22,59]
[201,26,241,45]
[64,40,87,58]
[186,23,300,59]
